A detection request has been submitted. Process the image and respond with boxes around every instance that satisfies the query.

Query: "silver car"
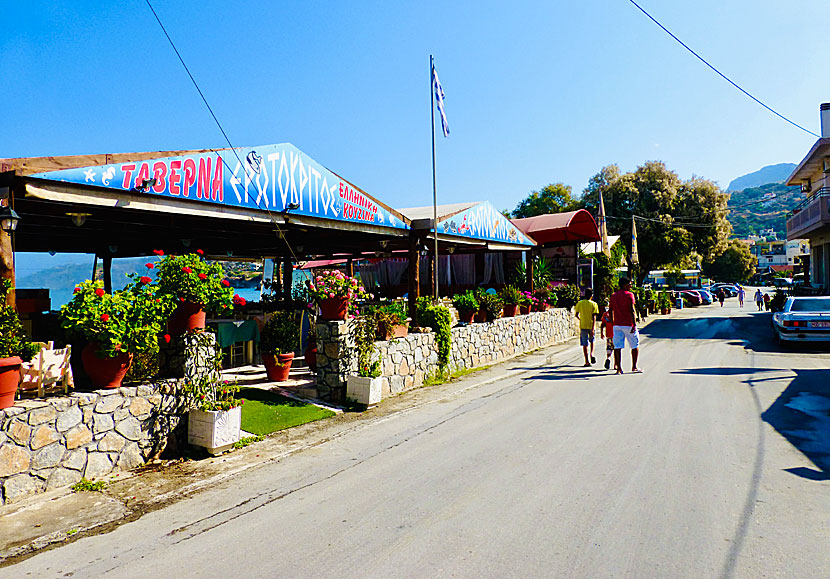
[772,296,830,344]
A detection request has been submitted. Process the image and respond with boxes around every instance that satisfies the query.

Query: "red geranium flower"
[233,294,246,306]
[196,249,204,255]
[181,267,192,274]
[163,334,171,343]
[221,279,230,287]
[95,288,105,297]
[100,313,110,322]
[153,249,164,256]
[139,276,152,284]
[73,287,81,293]
[145,263,154,269]
[198,273,207,280]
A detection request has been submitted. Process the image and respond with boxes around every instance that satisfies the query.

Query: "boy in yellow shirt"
[574,288,599,366]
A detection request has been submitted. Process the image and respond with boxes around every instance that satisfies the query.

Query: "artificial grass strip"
[239,388,335,435]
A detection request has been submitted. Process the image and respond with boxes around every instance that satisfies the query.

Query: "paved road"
[4,299,829,578]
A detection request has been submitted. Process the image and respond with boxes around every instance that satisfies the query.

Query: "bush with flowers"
[152,250,236,312]
[0,278,39,361]
[60,277,176,358]
[182,375,241,412]
[306,270,370,304]
[519,290,533,307]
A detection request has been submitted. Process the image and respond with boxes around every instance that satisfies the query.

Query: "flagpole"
[430,54,439,302]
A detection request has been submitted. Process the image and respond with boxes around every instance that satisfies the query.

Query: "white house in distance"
[785,103,830,290]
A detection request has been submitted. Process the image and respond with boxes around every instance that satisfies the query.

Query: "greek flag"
[432,66,450,137]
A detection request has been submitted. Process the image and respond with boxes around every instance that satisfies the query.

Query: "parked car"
[772,277,793,289]
[710,283,737,297]
[697,289,713,304]
[772,296,830,344]
[679,290,702,306]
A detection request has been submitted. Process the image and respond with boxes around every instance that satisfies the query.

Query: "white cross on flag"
[432,66,450,137]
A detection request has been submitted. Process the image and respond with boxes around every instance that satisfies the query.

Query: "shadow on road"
[672,365,830,480]
[523,366,615,381]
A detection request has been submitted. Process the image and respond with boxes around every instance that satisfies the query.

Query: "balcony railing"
[787,188,830,238]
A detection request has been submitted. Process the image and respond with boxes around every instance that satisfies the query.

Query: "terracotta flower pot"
[474,310,487,323]
[457,309,476,324]
[81,343,133,389]
[167,301,206,335]
[503,304,518,317]
[378,321,409,340]
[263,352,294,382]
[319,297,349,321]
[304,346,317,372]
[532,304,548,312]
[0,356,22,410]
[519,305,530,315]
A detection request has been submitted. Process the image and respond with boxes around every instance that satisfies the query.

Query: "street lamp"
[0,206,21,233]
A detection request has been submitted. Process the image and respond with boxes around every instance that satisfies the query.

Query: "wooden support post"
[427,252,435,303]
[408,233,420,322]
[91,254,99,282]
[283,257,293,303]
[103,255,113,294]
[526,250,534,293]
[347,258,354,278]
[0,228,14,309]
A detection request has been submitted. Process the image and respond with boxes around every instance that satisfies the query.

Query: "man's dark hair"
[619,277,631,287]
[583,288,593,298]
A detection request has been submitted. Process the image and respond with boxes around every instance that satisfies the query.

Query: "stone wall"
[0,382,186,505]
[316,308,576,400]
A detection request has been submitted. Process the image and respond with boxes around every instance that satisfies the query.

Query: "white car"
[772,296,830,344]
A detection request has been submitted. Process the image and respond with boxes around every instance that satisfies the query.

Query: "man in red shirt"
[609,277,642,374]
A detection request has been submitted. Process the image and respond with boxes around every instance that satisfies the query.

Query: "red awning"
[511,210,600,245]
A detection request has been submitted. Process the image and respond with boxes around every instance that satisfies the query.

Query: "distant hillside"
[727,163,796,192]
[727,182,803,238]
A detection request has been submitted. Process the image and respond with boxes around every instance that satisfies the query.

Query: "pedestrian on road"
[754,288,764,311]
[610,277,642,374]
[575,288,599,367]
[717,288,725,307]
[763,293,771,311]
[599,304,614,370]
[737,285,745,308]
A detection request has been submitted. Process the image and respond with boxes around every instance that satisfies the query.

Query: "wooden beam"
[0,228,14,309]
[408,233,420,322]
[526,250,534,293]
[283,257,293,303]
[103,255,112,294]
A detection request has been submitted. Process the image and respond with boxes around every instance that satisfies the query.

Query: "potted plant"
[452,290,479,324]
[552,283,580,310]
[532,287,551,312]
[658,291,672,315]
[519,291,533,315]
[184,375,242,455]
[475,290,504,322]
[153,250,236,334]
[375,301,409,340]
[0,279,39,409]
[60,277,174,389]
[346,313,382,406]
[499,285,522,317]
[306,270,370,321]
[260,311,300,382]
[304,323,317,372]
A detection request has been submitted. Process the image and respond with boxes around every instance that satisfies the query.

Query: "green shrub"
[499,285,523,305]
[415,300,452,367]
[475,290,504,321]
[552,284,580,309]
[452,291,479,312]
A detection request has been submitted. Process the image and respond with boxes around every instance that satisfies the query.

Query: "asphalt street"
[3,298,829,578]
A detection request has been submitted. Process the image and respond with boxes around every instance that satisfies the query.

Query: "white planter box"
[188,407,242,455]
[346,375,382,406]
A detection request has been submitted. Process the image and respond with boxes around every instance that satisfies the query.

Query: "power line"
[627,0,819,138]
[143,0,299,263]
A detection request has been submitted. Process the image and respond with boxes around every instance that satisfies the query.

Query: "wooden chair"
[18,343,74,398]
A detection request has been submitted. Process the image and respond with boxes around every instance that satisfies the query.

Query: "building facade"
[785,103,830,291]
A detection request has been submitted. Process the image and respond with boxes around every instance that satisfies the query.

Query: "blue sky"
[2,0,828,217]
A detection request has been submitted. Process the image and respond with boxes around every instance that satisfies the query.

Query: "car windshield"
[789,299,830,312]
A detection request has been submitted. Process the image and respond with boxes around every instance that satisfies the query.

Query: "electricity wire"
[143,0,299,263]
[627,0,820,138]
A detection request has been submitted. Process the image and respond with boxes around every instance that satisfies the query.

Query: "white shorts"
[613,325,640,349]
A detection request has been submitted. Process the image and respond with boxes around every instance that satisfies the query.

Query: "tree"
[579,161,731,284]
[511,183,578,218]
[703,240,756,283]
